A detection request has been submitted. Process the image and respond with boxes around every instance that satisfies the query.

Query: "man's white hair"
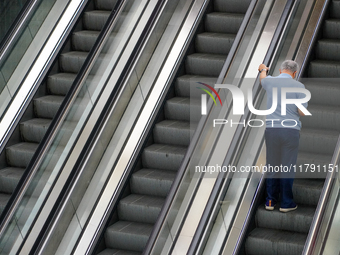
[281,60,299,73]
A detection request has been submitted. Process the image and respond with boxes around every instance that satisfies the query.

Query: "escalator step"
[105,221,153,252]
[97,249,140,255]
[20,118,51,143]
[300,104,340,131]
[0,167,25,193]
[95,0,118,11]
[185,53,227,77]
[245,228,306,255]
[293,179,324,206]
[174,74,216,98]
[205,12,244,34]
[195,32,235,55]
[59,51,89,73]
[83,10,111,31]
[316,39,340,62]
[33,95,64,119]
[72,30,101,52]
[299,128,338,155]
[142,144,187,171]
[304,80,340,106]
[330,0,340,19]
[164,97,200,122]
[118,194,164,224]
[296,152,332,179]
[256,205,315,234]
[323,19,340,40]
[308,59,340,78]
[213,0,251,13]
[153,120,194,146]
[6,143,38,168]
[47,73,77,96]
[130,168,176,197]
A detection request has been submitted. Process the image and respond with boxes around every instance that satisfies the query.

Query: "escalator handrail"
[0,0,40,66]
[142,0,260,253]
[303,136,340,254]
[0,0,127,238]
[28,0,173,254]
[187,0,298,253]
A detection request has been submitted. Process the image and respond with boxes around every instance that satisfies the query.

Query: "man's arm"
[298,109,305,116]
[258,64,269,83]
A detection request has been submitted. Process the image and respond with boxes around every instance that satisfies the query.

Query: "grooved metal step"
[245,228,307,255]
[205,12,244,34]
[104,221,153,252]
[256,205,315,234]
[130,168,176,197]
[153,120,194,146]
[118,194,164,224]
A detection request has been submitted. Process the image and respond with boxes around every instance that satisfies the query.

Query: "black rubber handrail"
[187,0,297,254]
[0,0,40,67]
[142,0,260,253]
[27,0,170,254]
[0,0,124,238]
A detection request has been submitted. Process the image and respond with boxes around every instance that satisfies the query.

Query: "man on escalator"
[258,60,308,213]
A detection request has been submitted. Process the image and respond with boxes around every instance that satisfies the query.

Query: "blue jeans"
[265,128,299,208]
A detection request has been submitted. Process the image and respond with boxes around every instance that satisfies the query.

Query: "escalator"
[96,0,251,254]
[244,0,340,254]
[0,0,117,213]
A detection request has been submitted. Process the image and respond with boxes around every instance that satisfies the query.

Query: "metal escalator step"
[213,0,251,14]
[330,1,340,19]
[20,118,51,143]
[130,168,176,197]
[195,32,235,55]
[118,194,164,224]
[20,118,77,146]
[245,228,306,255]
[47,73,77,96]
[205,12,244,34]
[256,205,315,234]
[59,51,88,73]
[153,120,194,146]
[299,128,339,155]
[97,249,140,255]
[95,0,118,11]
[33,95,64,119]
[323,19,340,40]
[0,167,25,193]
[301,104,340,131]
[72,30,101,52]
[296,152,332,179]
[308,59,340,78]
[83,10,111,31]
[174,74,217,98]
[0,194,11,214]
[164,97,200,122]
[6,142,39,168]
[142,144,187,171]
[304,80,340,107]
[185,53,227,77]
[316,39,340,62]
[293,179,324,206]
[105,221,153,252]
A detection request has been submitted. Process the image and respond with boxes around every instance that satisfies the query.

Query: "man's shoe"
[280,205,298,213]
[265,200,276,210]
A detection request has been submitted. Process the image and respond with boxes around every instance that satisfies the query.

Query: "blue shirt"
[261,73,308,130]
